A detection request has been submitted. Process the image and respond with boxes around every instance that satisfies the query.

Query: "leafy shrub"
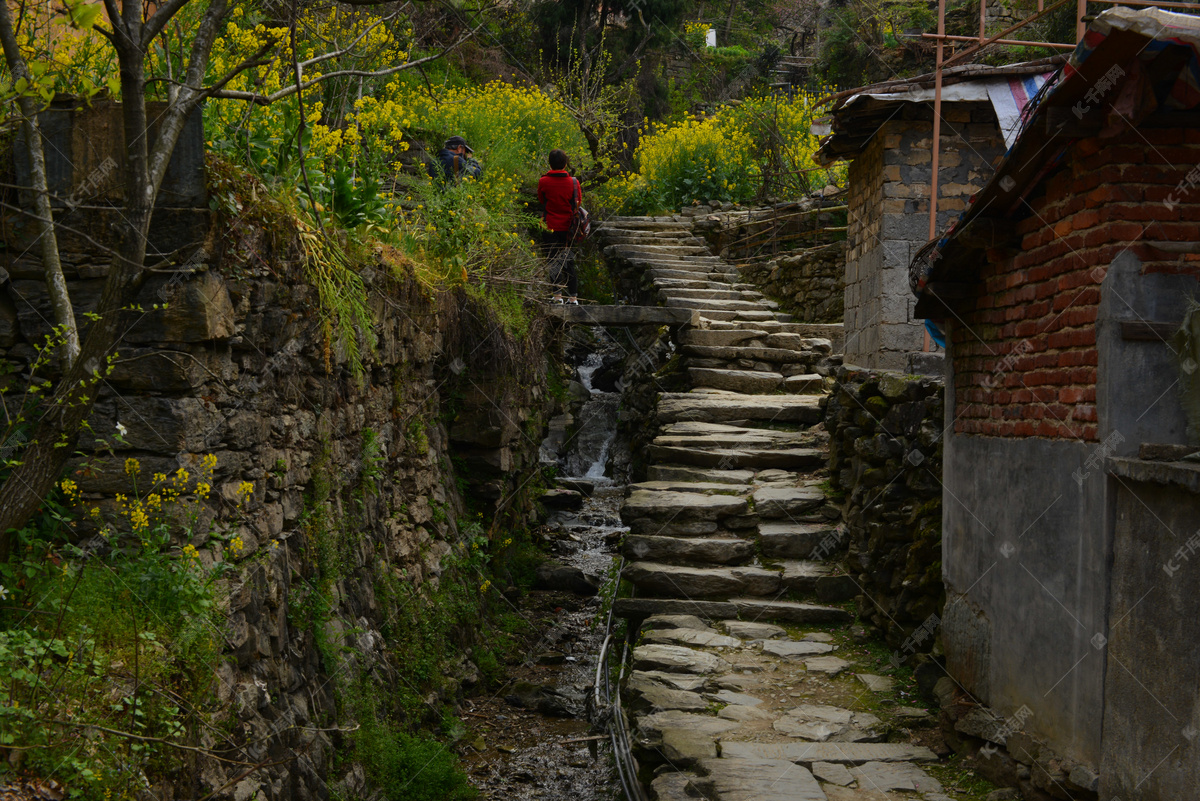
[355,718,476,801]
[602,91,844,214]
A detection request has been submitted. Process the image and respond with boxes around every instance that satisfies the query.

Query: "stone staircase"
[596,215,952,801]
[598,215,853,623]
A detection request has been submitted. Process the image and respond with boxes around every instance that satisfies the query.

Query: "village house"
[909,7,1200,799]
[816,57,1062,372]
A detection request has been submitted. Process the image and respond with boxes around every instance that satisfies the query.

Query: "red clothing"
[537,170,580,232]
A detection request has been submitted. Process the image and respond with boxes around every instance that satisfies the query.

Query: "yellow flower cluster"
[605,90,845,213]
[230,536,246,556]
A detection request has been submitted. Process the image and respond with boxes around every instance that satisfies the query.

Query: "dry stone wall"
[824,367,945,658]
[1,210,558,800]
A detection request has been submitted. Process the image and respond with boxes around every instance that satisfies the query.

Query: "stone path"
[597,216,949,801]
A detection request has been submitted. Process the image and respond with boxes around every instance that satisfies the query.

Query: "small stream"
[463,335,627,800]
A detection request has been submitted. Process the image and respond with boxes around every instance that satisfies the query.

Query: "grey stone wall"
[825,367,945,651]
[843,102,1005,370]
[737,241,844,323]
[1,214,557,799]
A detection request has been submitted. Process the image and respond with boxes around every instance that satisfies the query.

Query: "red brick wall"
[952,125,1200,440]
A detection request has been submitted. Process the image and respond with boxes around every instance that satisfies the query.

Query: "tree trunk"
[0,0,81,368]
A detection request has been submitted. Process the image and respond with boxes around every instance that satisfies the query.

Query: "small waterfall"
[563,352,620,483]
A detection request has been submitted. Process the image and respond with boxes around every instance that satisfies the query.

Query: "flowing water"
[463,343,626,800]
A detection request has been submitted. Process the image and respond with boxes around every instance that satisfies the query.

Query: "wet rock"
[504,681,581,718]
[534,561,599,596]
[632,645,730,675]
[542,487,585,510]
[722,620,786,640]
[555,477,595,496]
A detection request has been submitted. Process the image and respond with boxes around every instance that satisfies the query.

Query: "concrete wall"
[940,426,1110,769]
[1101,461,1200,801]
[843,103,1004,371]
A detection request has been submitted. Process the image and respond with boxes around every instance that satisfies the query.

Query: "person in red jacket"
[537,149,581,304]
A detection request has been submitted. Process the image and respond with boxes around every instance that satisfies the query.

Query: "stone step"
[657,392,823,424]
[752,485,828,518]
[718,741,940,765]
[689,758,826,801]
[659,288,762,302]
[665,297,777,312]
[645,464,757,485]
[760,521,840,559]
[621,489,748,520]
[777,560,837,594]
[730,598,852,624]
[697,310,792,323]
[646,445,825,471]
[688,367,784,393]
[628,479,750,495]
[605,244,712,257]
[648,269,740,282]
[682,344,820,364]
[596,227,695,239]
[679,329,771,347]
[613,597,739,621]
[622,534,756,565]
[624,562,782,599]
[598,218,692,230]
[785,374,825,394]
[655,421,819,450]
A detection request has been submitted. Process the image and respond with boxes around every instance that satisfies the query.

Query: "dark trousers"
[543,229,577,296]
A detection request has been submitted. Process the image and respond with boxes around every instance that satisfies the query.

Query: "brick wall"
[951,125,1200,441]
[844,103,1005,370]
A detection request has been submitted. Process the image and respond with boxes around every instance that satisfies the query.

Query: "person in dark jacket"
[537,149,580,304]
[428,135,482,183]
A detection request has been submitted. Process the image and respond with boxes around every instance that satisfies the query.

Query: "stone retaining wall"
[1,211,557,799]
[737,241,844,322]
[824,367,945,653]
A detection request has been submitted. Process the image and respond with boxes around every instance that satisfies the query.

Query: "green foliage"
[0,492,224,797]
[354,717,476,801]
[463,283,532,340]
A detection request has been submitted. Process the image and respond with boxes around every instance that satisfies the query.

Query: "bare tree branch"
[210,25,484,104]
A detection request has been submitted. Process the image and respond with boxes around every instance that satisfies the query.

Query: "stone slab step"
[682,344,819,364]
[649,269,740,282]
[666,297,776,311]
[654,425,818,451]
[647,445,825,471]
[697,310,790,323]
[778,560,836,593]
[613,597,739,621]
[646,464,756,484]
[679,329,771,347]
[605,244,712,257]
[598,228,696,239]
[660,288,760,302]
[691,758,826,801]
[621,489,748,521]
[632,645,730,675]
[717,741,939,765]
[623,535,756,565]
[785,374,825,394]
[730,598,852,624]
[597,217,693,230]
[752,485,827,518]
[688,367,783,393]
[629,479,749,495]
[657,393,823,424]
[760,522,840,559]
[625,562,781,599]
